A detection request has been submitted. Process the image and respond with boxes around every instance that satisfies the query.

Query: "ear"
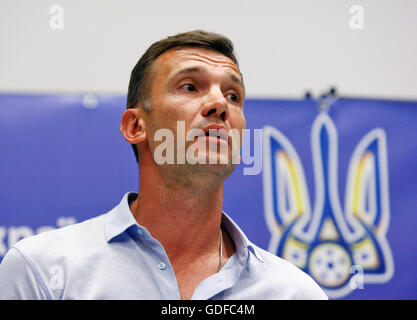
[120,108,147,145]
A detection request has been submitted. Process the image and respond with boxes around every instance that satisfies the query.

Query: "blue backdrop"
[0,93,416,299]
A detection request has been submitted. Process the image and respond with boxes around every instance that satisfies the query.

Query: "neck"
[131,159,226,261]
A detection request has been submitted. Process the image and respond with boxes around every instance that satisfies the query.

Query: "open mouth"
[194,132,227,143]
[201,125,229,143]
[204,131,227,141]
[190,124,230,145]
[195,131,228,145]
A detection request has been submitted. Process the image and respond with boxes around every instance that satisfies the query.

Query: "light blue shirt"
[0,192,327,300]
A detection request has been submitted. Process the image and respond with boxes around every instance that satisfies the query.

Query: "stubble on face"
[142,47,245,188]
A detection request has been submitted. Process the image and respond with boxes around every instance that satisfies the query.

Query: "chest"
[172,257,223,300]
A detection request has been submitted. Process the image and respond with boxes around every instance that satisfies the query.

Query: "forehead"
[153,47,242,81]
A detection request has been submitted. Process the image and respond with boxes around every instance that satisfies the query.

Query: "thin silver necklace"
[217,229,223,272]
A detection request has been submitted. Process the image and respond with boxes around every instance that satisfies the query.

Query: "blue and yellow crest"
[262,111,394,298]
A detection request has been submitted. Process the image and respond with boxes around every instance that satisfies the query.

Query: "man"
[0,30,327,299]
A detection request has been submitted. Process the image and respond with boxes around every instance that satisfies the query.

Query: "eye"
[226,93,240,103]
[181,83,196,92]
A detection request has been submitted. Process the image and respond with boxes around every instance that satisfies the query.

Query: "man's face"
[145,46,246,176]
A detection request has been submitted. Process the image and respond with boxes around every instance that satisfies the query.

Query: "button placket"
[132,226,180,299]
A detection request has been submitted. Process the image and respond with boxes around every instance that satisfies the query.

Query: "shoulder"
[12,213,107,264]
[0,214,108,299]
[252,244,328,299]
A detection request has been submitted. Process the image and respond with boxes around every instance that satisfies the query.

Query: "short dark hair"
[126,30,241,163]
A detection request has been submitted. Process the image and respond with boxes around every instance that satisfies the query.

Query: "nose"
[201,87,229,122]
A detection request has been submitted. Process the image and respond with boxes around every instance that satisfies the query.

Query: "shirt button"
[158,262,166,270]
[136,228,143,237]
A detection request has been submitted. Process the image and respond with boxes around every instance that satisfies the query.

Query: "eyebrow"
[172,66,245,91]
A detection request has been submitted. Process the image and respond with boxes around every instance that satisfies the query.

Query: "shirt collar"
[104,192,139,242]
[104,192,264,264]
[221,211,264,264]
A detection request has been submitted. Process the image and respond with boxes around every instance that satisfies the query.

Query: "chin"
[190,159,237,179]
